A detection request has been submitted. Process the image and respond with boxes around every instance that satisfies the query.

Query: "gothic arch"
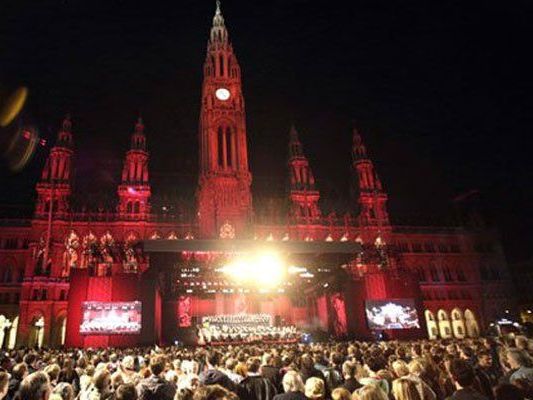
[124,231,140,244]
[82,232,97,248]
[0,315,8,349]
[100,231,114,246]
[214,119,237,169]
[7,316,18,349]
[0,256,17,283]
[63,230,80,274]
[451,308,466,338]
[28,314,45,348]
[437,309,452,339]
[464,309,480,337]
[2,266,12,283]
[149,231,162,240]
[425,310,438,339]
[52,312,67,347]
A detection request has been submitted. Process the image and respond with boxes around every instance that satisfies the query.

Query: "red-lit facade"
[0,3,515,348]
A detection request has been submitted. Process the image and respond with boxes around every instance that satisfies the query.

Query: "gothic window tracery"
[81,232,97,268]
[62,231,80,277]
[123,233,139,273]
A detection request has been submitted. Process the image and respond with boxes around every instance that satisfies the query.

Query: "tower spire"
[210,0,228,45]
[351,125,389,227]
[56,114,73,149]
[352,127,367,160]
[198,1,251,238]
[131,115,146,150]
[287,126,320,222]
[118,117,151,220]
[289,124,304,159]
[35,116,75,218]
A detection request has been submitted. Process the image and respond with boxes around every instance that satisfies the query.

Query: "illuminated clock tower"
[197,1,252,238]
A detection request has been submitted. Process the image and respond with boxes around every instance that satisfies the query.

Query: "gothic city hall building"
[0,3,515,348]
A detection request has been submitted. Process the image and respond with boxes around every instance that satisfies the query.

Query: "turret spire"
[287,126,320,221]
[118,117,151,219]
[352,127,367,160]
[35,116,75,218]
[351,125,389,227]
[131,115,146,150]
[56,114,73,149]
[289,125,304,159]
[210,0,228,44]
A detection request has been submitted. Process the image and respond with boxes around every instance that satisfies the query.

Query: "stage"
[63,239,427,347]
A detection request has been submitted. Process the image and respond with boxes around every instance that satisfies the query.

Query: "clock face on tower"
[215,87,231,101]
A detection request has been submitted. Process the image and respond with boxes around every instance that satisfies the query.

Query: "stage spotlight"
[220,249,286,288]
[288,265,306,274]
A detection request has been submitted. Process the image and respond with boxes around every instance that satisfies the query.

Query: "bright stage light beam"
[220,250,286,288]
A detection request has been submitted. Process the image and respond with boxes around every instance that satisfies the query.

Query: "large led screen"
[80,301,142,335]
[365,299,420,330]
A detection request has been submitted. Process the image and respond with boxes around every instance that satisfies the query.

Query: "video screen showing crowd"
[197,313,302,345]
[365,299,421,330]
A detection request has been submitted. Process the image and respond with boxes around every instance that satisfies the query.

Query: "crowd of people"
[1,335,533,400]
[198,324,300,344]
[201,315,273,327]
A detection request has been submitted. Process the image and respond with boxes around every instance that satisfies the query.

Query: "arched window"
[416,267,426,282]
[217,127,224,167]
[443,266,453,281]
[480,265,488,280]
[2,267,12,283]
[457,267,466,281]
[219,54,224,77]
[225,127,232,168]
[126,202,132,213]
[430,265,440,282]
[133,202,140,214]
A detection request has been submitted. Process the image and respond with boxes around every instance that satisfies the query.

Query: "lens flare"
[3,126,39,172]
[0,87,28,127]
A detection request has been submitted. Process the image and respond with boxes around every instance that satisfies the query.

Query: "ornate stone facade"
[0,2,515,347]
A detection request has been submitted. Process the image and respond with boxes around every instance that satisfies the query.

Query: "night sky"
[1,1,532,263]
